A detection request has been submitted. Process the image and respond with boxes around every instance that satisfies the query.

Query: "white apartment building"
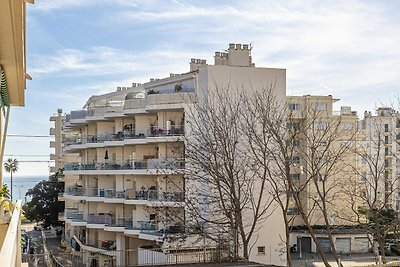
[50,108,65,174]
[358,107,400,210]
[60,43,286,266]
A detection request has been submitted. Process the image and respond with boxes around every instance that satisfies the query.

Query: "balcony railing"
[64,158,185,171]
[0,200,23,267]
[87,214,111,224]
[65,186,184,202]
[65,126,184,147]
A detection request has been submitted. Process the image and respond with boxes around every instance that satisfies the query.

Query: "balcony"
[146,92,195,110]
[50,127,56,135]
[0,200,23,267]
[65,186,85,196]
[87,214,112,224]
[124,98,147,110]
[64,126,184,150]
[68,186,183,204]
[64,158,185,174]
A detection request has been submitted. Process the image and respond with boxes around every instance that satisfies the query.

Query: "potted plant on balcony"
[174,82,182,92]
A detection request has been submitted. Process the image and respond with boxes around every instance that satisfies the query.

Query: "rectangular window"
[287,122,300,131]
[287,208,300,215]
[342,122,354,130]
[315,102,327,111]
[286,139,300,147]
[316,141,327,146]
[385,147,389,156]
[257,246,266,255]
[314,122,327,130]
[288,103,301,111]
[385,124,389,132]
[290,173,300,181]
[385,136,389,144]
[290,157,300,164]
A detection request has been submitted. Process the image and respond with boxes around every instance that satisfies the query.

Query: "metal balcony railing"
[87,214,112,224]
[64,158,185,171]
[65,125,184,147]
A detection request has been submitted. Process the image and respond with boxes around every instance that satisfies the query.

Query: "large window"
[315,102,327,111]
[288,103,301,111]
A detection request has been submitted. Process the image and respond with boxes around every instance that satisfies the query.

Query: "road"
[24,227,48,267]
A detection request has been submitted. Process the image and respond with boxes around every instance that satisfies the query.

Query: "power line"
[6,134,51,138]
[2,160,51,163]
[5,154,50,157]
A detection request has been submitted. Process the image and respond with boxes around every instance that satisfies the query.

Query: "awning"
[0,68,10,114]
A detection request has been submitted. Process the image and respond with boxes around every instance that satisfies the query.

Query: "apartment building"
[60,44,287,266]
[286,96,367,254]
[358,107,400,210]
[50,108,65,174]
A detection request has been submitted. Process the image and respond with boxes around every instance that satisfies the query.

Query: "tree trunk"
[378,238,386,264]
[10,172,13,201]
[285,224,293,267]
[243,242,249,260]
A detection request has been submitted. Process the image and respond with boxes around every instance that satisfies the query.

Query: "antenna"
[249,42,254,56]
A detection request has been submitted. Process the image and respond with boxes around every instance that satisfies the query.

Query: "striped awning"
[0,68,10,114]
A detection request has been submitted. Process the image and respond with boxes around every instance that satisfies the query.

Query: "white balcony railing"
[0,199,23,267]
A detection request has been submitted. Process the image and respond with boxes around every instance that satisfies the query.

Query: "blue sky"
[4,0,400,176]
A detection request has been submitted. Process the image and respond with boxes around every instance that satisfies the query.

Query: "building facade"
[60,44,287,266]
[50,108,65,174]
[358,107,400,210]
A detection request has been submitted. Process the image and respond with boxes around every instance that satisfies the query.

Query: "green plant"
[174,83,182,92]
[0,184,10,199]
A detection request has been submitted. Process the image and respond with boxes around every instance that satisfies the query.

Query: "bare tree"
[343,109,400,262]
[242,90,358,267]
[183,86,275,260]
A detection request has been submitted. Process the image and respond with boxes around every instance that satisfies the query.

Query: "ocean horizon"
[3,175,49,203]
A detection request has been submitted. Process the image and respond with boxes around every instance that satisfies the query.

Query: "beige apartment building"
[59,44,287,266]
[285,95,369,254]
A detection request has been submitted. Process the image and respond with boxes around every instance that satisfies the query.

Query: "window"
[257,246,266,255]
[385,124,389,132]
[385,136,389,144]
[290,157,300,164]
[316,141,327,146]
[314,122,327,130]
[385,147,389,156]
[288,103,301,111]
[290,173,300,181]
[287,208,300,215]
[342,122,354,130]
[287,139,300,147]
[315,102,327,111]
[287,122,300,131]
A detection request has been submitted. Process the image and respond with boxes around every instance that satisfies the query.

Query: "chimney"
[132,83,136,87]
[117,86,121,91]
[229,43,235,49]
[236,44,242,50]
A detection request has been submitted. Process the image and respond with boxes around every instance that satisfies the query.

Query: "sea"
[3,175,48,204]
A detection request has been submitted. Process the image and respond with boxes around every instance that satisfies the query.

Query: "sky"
[4,0,400,177]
